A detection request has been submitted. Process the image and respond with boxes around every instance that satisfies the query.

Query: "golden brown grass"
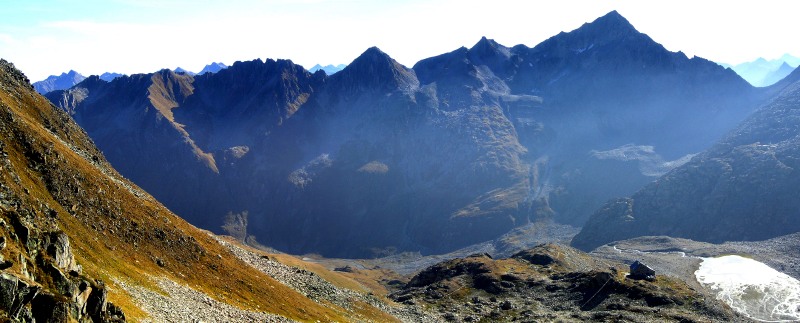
[0,72,379,321]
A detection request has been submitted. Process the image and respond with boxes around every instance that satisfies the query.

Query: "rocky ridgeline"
[1,59,125,322]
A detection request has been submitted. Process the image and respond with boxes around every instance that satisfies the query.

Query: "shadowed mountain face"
[47,11,766,257]
[0,59,358,321]
[573,67,800,251]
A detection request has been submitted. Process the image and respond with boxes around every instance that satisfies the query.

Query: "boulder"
[629,261,655,281]
[45,232,81,274]
[0,273,40,320]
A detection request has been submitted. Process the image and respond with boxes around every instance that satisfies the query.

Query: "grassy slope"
[0,63,384,321]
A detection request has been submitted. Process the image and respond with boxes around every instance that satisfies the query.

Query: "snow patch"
[575,44,594,54]
[695,255,800,322]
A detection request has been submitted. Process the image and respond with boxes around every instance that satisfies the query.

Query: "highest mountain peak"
[331,46,418,93]
[594,10,632,26]
[349,46,397,67]
[530,10,657,57]
[572,10,639,40]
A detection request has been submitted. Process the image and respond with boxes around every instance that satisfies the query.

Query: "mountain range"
[32,70,86,94]
[5,8,800,321]
[724,54,800,87]
[33,62,230,95]
[1,57,745,321]
[45,11,774,258]
[309,63,346,75]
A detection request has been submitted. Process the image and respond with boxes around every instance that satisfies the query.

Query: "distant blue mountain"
[725,54,799,87]
[99,72,124,82]
[761,62,796,87]
[308,63,346,75]
[174,67,196,76]
[33,70,86,94]
[199,62,228,75]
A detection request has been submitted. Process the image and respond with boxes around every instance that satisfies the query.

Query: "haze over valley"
[3,2,800,322]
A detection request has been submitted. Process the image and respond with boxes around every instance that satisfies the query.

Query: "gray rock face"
[45,232,81,274]
[0,273,40,320]
[573,69,800,251]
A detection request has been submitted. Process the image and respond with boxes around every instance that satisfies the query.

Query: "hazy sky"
[2,0,799,81]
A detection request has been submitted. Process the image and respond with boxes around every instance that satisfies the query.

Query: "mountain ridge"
[46,11,768,258]
[33,70,86,94]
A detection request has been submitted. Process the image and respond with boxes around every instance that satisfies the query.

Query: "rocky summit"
[44,11,771,258]
[573,66,800,251]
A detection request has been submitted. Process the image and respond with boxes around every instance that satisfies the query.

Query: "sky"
[1,0,799,81]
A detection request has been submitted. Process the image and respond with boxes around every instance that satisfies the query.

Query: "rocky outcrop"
[389,243,736,322]
[0,273,39,321]
[573,69,800,251]
[0,224,124,322]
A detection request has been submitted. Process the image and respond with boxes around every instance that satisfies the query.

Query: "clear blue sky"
[2,0,799,81]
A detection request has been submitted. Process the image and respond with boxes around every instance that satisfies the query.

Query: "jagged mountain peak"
[346,46,400,71]
[579,10,640,37]
[32,69,87,94]
[532,10,645,55]
[331,46,418,93]
[469,36,511,61]
[595,10,631,26]
[471,36,503,51]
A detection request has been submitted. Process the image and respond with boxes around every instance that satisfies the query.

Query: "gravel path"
[213,236,439,323]
[115,277,290,322]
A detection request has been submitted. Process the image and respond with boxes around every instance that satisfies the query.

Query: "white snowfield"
[695,255,800,322]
